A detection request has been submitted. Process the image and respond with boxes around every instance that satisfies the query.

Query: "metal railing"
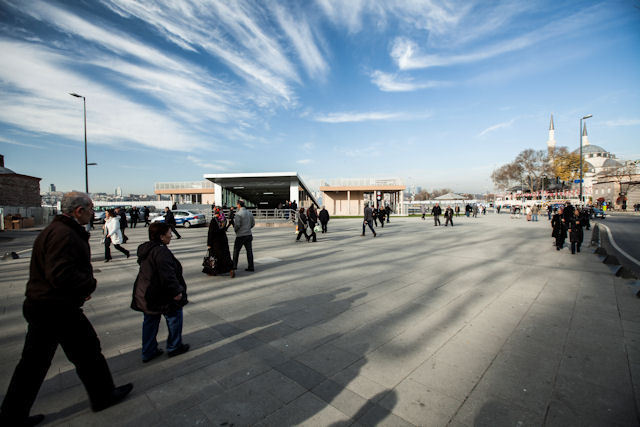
[154,181,215,191]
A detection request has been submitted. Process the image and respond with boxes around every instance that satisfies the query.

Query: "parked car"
[592,208,606,219]
[151,210,207,228]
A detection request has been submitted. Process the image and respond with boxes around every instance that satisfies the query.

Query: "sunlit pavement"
[1,215,638,426]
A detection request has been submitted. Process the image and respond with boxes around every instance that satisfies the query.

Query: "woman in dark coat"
[307,205,318,242]
[296,207,310,242]
[551,208,567,251]
[131,223,189,362]
[568,209,584,254]
[205,209,235,277]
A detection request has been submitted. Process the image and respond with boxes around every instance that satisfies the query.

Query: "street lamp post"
[579,114,593,204]
[69,93,97,194]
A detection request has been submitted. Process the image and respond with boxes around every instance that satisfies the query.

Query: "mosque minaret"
[582,122,589,146]
[546,114,556,150]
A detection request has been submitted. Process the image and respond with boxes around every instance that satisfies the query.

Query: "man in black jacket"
[130,206,139,228]
[143,206,150,227]
[385,205,391,223]
[361,203,377,237]
[116,207,128,243]
[0,192,133,426]
[164,207,181,239]
[432,203,442,226]
[444,206,454,227]
[319,206,330,233]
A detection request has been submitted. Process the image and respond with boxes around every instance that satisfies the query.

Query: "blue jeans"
[142,309,183,360]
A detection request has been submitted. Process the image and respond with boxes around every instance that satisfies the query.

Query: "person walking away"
[531,204,539,222]
[432,203,442,226]
[143,206,150,227]
[104,209,130,262]
[205,209,235,277]
[551,207,567,250]
[421,204,427,220]
[473,204,478,218]
[296,207,310,242]
[547,205,552,220]
[372,207,379,227]
[307,205,318,242]
[163,207,181,239]
[116,207,129,243]
[131,207,139,228]
[171,202,177,210]
[568,210,584,254]
[232,200,255,271]
[362,203,377,237]
[132,223,190,363]
[319,206,330,233]
[0,192,133,426]
[455,205,460,217]
[581,207,591,230]
[385,205,391,223]
[377,207,385,227]
[444,206,454,227]
[228,206,236,227]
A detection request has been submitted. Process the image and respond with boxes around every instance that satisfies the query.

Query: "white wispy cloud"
[0,136,46,149]
[314,110,431,123]
[187,155,235,170]
[604,119,640,127]
[478,119,515,137]
[297,159,312,164]
[370,70,449,92]
[390,5,606,70]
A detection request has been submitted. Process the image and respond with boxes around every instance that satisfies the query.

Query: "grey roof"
[435,192,466,200]
[549,114,554,130]
[0,166,16,174]
[602,158,622,168]
[574,144,608,154]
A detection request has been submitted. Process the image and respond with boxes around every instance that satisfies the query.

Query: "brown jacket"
[26,215,96,308]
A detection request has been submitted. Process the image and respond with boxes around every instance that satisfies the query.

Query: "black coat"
[319,209,330,224]
[432,206,442,216]
[551,214,566,238]
[206,220,234,274]
[308,208,318,225]
[131,241,188,314]
[25,215,96,308]
[164,210,177,226]
[569,219,584,243]
[297,212,308,229]
[119,210,128,229]
[444,208,453,219]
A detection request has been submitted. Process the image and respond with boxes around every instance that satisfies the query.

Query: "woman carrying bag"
[296,207,310,242]
[103,209,130,262]
[204,208,235,277]
[131,223,189,363]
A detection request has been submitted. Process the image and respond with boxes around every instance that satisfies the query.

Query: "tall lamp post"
[579,114,593,204]
[69,93,97,194]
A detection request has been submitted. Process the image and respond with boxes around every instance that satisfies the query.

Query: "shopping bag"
[314,225,321,233]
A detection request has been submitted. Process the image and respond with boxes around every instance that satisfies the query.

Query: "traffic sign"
[574,179,583,183]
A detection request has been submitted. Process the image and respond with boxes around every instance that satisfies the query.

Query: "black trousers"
[297,228,309,241]
[1,302,115,419]
[308,221,317,241]
[434,215,440,226]
[169,224,181,238]
[233,235,254,269]
[571,241,582,254]
[555,236,565,249]
[321,222,328,233]
[131,218,138,228]
[120,227,128,243]
[144,217,150,227]
[445,217,453,226]
[104,238,128,260]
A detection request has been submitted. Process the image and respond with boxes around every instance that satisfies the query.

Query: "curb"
[591,223,640,295]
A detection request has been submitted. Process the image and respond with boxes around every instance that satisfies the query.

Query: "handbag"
[314,224,321,233]
[202,249,217,275]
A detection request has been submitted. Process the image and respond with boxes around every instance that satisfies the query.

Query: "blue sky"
[0,0,639,194]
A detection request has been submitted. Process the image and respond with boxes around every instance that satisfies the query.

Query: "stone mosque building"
[545,114,623,200]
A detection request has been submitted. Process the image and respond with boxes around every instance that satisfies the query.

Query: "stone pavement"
[0,214,638,426]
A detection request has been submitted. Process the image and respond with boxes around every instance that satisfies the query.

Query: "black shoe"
[91,383,134,412]
[176,236,182,239]
[126,251,131,259]
[0,414,45,426]
[105,259,111,263]
[373,233,377,237]
[245,268,254,272]
[142,348,163,363]
[167,343,190,358]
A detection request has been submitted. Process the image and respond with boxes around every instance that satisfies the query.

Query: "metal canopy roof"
[203,172,318,207]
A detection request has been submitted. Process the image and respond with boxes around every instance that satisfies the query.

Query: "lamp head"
[582,114,592,119]
[69,93,84,98]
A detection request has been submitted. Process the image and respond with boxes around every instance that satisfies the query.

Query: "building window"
[607,188,611,194]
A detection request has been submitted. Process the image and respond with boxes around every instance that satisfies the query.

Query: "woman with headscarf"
[296,207,310,242]
[103,209,130,262]
[205,208,235,277]
[131,223,189,362]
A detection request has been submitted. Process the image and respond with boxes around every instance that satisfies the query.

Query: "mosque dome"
[573,144,607,154]
[602,158,622,168]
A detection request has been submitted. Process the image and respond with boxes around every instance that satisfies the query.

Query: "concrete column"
[214,183,222,207]
[399,190,405,215]
[347,191,351,215]
[290,179,299,206]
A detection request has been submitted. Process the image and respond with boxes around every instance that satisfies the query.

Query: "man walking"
[233,200,255,272]
[116,207,128,243]
[143,206,150,227]
[385,205,391,223]
[319,206,330,233]
[131,206,139,228]
[361,203,377,237]
[0,192,133,426]
[432,203,442,226]
[444,206,454,227]
[164,207,181,239]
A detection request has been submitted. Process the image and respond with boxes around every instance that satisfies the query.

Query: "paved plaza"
[1,214,639,426]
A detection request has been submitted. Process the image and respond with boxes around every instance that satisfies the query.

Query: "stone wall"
[0,175,41,207]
